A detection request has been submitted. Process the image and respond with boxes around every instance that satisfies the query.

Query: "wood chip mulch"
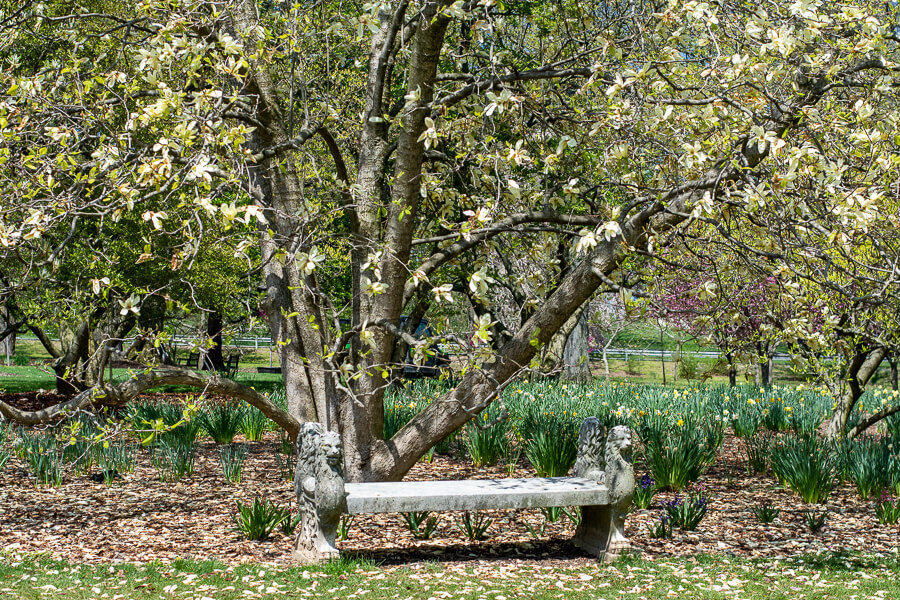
[1,424,898,568]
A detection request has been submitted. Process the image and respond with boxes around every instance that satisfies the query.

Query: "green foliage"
[875,493,900,525]
[217,444,249,484]
[743,434,771,475]
[787,402,826,436]
[279,512,302,536]
[464,407,509,467]
[633,474,658,510]
[401,511,439,540]
[762,400,789,433]
[731,409,761,439]
[13,353,29,366]
[274,446,295,482]
[751,502,780,524]
[455,511,492,541]
[97,442,138,484]
[151,441,197,481]
[677,353,700,381]
[804,507,828,533]
[847,438,896,500]
[770,435,837,505]
[239,406,268,442]
[200,403,246,444]
[231,498,287,541]
[641,421,718,492]
[524,421,578,478]
[663,488,710,531]
[647,512,673,539]
[17,430,64,486]
[337,515,354,541]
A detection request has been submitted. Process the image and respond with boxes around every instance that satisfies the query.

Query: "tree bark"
[205,311,224,371]
[0,367,299,438]
[824,347,886,438]
[562,303,591,382]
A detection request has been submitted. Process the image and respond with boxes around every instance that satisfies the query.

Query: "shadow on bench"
[291,419,635,564]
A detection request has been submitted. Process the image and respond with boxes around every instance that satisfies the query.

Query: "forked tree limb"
[847,404,900,439]
[0,367,300,439]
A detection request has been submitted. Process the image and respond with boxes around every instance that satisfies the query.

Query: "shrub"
[731,410,761,439]
[218,444,249,484]
[787,402,825,436]
[633,474,658,510]
[19,431,64,486]
[751,502,780,524]
[525,423,578,478]
[464,409,509,467]
[151,442,196,481]
[455,511,492,541]
[804,507,827,533]
[97,442,137,484]
[677,353,700,381]
[875,492,900,525]
[200,403,245,444]
[625,356,641,375]
[232,498,287,541]
[647,512,673,539]
[743,434,770,475]
[663,488,709,531]
[848,438,893,500]
[402,511,439,539]
[770,435,837,504]
[762,401,789,432]
[239,406,268,442]
[13,353,29,366]
[642,423,717,491]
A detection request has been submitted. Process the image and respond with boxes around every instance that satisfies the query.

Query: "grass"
[1,552,899,599]
[0,366,283,396]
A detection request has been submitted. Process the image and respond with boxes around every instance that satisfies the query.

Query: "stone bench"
[291,419,635,564]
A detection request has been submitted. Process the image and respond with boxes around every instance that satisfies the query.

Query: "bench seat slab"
[345,477,609,514]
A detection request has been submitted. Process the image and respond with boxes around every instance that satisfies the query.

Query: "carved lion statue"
[293,423,347,564]
[573,417,606,482]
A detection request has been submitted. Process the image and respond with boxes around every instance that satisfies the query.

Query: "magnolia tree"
[649,260,790,386]
[0,0,898,479]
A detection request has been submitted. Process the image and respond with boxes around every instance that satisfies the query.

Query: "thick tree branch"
[0,367,300,439]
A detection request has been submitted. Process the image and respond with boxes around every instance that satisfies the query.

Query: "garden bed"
[1,426,897,567]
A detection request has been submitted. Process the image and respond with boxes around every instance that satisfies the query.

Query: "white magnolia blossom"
[575,229,598,254]
[142,210,167,230]
[600,220,622,241]
[296,247,325,275]
[431,283,453,304]
[363,277,387,296]
[118,294,141,316]
[469,269,495,297]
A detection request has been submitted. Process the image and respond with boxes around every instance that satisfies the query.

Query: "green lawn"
[0,366,284,396]
[1,552,898,599]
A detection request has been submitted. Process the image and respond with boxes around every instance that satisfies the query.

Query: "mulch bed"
[0,412,898,568]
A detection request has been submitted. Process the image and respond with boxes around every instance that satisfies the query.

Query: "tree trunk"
[890,356,898,392]
[205,311,224,371]
[727,353,737,387]
[659,323,666,386]
[561,304,591,382]
[760,360,770,387]
[824,347,886,437]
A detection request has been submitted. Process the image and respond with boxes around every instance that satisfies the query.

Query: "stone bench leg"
[293,423,347,565]
[572,420,634,561]
[573,502,630,561]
